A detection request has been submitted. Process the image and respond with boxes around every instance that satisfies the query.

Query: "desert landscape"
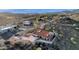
[0,9,79,50]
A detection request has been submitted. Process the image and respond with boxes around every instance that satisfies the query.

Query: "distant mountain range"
[0,9,79,14]
[62,9,79,13]
[0,9,73,14]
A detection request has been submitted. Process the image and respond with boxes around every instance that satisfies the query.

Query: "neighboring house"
[8,33,38,45]
[0,25,17,34]
[23,21,33,26]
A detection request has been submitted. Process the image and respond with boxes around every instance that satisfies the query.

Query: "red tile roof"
[34,29,49,38]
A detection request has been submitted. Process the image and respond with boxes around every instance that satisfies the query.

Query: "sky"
[0,9,71,14]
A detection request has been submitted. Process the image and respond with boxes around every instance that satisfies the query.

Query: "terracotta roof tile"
[35,29,49,38]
